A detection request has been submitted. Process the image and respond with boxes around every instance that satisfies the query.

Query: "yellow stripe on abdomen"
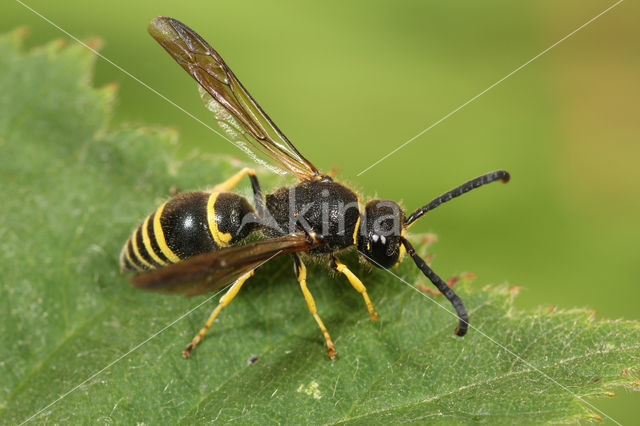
[121,237,139,271]
[153,202,181,263]
[131,226,153,269]
[206,192,232,247]
[142,214,167,266]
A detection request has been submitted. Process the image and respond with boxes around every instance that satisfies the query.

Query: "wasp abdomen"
[121,191,257,272]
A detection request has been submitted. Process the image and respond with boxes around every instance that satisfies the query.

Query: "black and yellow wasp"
[121,16,510,359]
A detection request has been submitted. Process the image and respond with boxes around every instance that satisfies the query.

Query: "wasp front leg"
[331,257,378,321]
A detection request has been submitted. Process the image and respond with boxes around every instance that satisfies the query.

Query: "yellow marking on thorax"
[207,192,232,247]
[153,202,181,263]
[353,196,363,245]
[131,226,153,269]
[142,214,167,266]
[352,215,361,246]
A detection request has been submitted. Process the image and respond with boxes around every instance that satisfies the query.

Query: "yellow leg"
[332,258,378,321]
[182,270,254,358]
[211,167,256,192]
[293,254,336,359]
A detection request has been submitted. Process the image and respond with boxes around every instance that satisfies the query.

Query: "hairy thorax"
[263,179,361,253]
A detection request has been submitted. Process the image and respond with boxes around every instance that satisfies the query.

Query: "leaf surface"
[0,30,638,424]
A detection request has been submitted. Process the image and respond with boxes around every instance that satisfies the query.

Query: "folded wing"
[131,234,313,297]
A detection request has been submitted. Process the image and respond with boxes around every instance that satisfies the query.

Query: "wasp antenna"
[405,170,510,227]
[400,237,468,336]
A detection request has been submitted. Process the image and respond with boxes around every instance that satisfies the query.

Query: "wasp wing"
[148,16,319,181]
[130,234,312,297]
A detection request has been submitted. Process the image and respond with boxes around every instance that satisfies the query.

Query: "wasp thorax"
[358,199,405,268]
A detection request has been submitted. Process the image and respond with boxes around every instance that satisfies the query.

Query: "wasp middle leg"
[293,253,336,359]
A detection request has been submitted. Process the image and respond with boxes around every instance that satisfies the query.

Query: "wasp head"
[357,199,405,268]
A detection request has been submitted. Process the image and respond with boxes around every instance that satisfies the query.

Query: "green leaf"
[1,30,639,424]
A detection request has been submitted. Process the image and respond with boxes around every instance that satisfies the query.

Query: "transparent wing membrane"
[149,16,319,180]
[198,86,287,175]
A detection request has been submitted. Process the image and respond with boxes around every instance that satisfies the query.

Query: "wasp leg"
[169,185,180,196]
[182,269,255,358]
[331,257,378,321]
[293,254,336,359]
[326,165,340,178]
[211,167,264,217]
[211,167,255,192]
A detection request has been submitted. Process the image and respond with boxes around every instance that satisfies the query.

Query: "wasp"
[121,16,510,359]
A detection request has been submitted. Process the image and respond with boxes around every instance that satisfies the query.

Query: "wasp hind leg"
[326,165,340,178]
[211,167,264,217]
[182,269,255,358]
[293,254,336,359]
[211,167,255,192]
[331,257,378,321]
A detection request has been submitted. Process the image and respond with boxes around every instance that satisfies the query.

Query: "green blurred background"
[3,0,638,422]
